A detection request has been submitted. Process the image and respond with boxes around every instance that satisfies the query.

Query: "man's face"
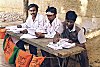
[47,14,56,22]
[29,7,38,17]
[65,19,75,29]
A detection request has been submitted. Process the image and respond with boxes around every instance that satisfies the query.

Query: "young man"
[35,7,63,67]
[17,3,45,33]
[16,3,46,55]
[53,11,89,67]
[35,7,63,38]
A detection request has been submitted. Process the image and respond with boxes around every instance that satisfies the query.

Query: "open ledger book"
[47,39,75,50]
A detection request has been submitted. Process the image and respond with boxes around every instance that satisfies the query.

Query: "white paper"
[27,28,35,35]
[47,42,62,50]
[11,37,19,44]
[20,34,37,39]
[6,26,27,33]
[47,39,75,50]
[45,31,56,38]
[59,41,75,49]
[35,29,46,33]
[6,26,17,29]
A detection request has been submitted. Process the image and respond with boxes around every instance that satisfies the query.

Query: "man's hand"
[68,40,73,43]
[76,43,86,49]
[35,32,44,38]
[20,29,28,34]
[53,32,60,44]
[17,25,22,28]
[53,38,60,44]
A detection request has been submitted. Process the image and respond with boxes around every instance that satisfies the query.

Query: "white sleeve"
[56,22,63,34]
[21,23,27,28]
[54,19,63,34]
[78,29,86,43]
[45,31,56,38]
[21,17,30,28]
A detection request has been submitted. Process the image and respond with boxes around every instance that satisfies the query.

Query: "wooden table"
[6,31,85,58]
[6,31,85,67]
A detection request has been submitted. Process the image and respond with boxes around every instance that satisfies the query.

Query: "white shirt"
[44,17,63,38]
[21,13,45,31]
[67,24,86,43]
[7,14,46,44]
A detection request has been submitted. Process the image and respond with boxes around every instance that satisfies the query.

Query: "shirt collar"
[34,13,39,21]
[67,24,76,32]
[53,17,57,22]
[47,17,57,24]
[30,13,39,22]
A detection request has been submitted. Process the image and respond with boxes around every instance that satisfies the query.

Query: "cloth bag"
[29,56,45,67]
[15,50,32,67]
[0,28,6,39]
[3,34,19,64]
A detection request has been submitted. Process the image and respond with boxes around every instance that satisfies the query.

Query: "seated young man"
[35,7,63,38]
[16,3,46,55]
[35,7,63,67]
[53,11,89,67]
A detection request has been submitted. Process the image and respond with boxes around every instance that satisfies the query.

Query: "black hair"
[65,11,77,22]
[28,3,39,11]
[46,7,57,14]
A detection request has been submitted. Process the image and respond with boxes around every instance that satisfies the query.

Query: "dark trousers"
[79,51,89,67]
[41,50,89,67]
[16,40,37,55]
[41,50,63,67]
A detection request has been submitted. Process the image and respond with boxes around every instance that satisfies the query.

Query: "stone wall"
[0,12,23,22]
[0,0,100,31]
[0,0,23,12]
[29,0,100,31]
[0,0,23,22]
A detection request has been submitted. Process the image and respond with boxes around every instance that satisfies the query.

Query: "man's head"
[28,4,39,17]
[65,11,77,29]
[46,7,57,22]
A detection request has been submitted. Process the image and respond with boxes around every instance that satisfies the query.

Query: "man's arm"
[76,43,86,49]
[53,32,61,43]
[77,28,86,49]
[35,32,45,38]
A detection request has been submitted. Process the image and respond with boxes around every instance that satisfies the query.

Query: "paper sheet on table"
[6,26,27,33]
[45,31,56,38]
[27,28,47,35]
[35,29,47,33]
[27,28,35,35]
[20,34,37,39]
[6,26,17,29]
[11,37,19,44]
[47,39,75,50]
[47,42,63,50]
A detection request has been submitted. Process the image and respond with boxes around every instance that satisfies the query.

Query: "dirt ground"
[86,35,100,67]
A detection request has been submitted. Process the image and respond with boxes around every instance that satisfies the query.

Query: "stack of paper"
[47,39,75,50]
[47,42,62,50]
